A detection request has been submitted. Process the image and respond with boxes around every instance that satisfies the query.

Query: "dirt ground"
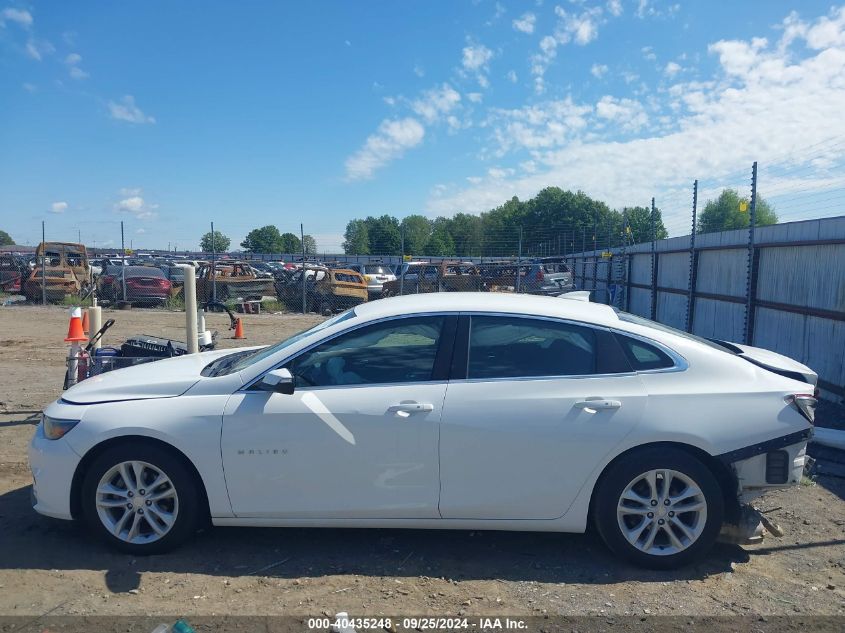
[1,305,845,623]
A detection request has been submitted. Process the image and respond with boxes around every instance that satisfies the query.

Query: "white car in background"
[29,293,816,568]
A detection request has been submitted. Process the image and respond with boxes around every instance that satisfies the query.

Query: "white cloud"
[664,61,682,77]
[426,8,845,227]
[462,42,494,87]
[591,63,609,78]
[554,6,602,45]
[595,95,648,131]
[506,69,518,83]
[512,12,536,34]
[607,0,623,18]
[467,92,483,103]
[411,84,461,123]
[108,95,155,124]
[345,117,425,180]
[135,228,146,234]
[69,66,88,79]
[115,189,158,220]
[642,45,656,61]
[64,53,88,79]
[65,52,81,65]
[1,7,32,27]
[50,201,68,214]
[413,64,425,77]
[25,38,53,61]
[22,82,35,92]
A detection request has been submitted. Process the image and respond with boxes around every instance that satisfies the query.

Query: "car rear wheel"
[593,447,723,569]
[81,443,200,554]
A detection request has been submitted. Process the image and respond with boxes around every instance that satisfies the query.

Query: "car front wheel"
[81,443,200,554]
[593,447,723,569]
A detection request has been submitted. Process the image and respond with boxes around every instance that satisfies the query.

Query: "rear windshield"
[125,266,165,278]
[364,265,389,274]
[614,310,734,353]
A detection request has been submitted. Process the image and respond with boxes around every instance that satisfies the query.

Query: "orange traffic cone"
[65,307,88,343]
[81,309,90,335]
[232,318,246,340]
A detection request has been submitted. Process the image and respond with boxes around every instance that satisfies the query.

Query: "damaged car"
[30,293,814,568]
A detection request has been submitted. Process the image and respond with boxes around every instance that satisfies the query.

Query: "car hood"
[712,339,818,386]
[61,348,240,404]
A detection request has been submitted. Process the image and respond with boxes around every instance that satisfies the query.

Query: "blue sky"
[2,1,845,251]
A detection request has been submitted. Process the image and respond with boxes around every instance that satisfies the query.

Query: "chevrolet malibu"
[30,293,816,568]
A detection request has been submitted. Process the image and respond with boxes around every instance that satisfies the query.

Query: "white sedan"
[30,293,816,568]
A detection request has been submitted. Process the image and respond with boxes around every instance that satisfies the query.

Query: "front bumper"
[28,422,81,520]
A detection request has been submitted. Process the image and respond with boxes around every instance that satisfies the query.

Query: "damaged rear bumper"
[715,428,812,544]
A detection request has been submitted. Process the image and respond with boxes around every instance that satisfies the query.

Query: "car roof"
[352,292,620,327]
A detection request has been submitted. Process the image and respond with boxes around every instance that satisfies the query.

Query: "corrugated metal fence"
[566,216,845,402]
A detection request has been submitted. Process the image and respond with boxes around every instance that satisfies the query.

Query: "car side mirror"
[258,368,295,395]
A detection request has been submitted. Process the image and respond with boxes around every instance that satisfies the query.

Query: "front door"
[221,315,455,519]
[439,315,646,519]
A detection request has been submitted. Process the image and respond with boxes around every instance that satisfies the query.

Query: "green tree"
[279,232,302,253]
[449,213,484,257]
[199,230,231,253]
[240,225,283,253]
[697,189,777,234]
[0,230,14,246]
[343,219,370,254]
[621,206,668,244]
[425,218,455,256]
[302,234,317,255]
[400,214,432,255]
[366,215,402,255]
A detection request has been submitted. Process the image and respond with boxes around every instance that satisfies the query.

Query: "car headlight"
[42,415,80,440]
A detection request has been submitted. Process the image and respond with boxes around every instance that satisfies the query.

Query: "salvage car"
[326,262,396,299]
[30,293,815,568]
[97,265,172,306]
[381,261,482,296]
[195,261,276,302]
[0,253,28,293]
[276,265,368,314]
[23,241,92,302]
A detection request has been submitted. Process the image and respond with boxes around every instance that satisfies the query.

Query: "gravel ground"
[0,305,844,625]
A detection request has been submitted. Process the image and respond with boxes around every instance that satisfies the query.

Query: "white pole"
[88,306,102,350]
[181,265,199,354]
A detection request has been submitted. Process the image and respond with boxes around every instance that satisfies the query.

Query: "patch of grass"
[162,294,185,311]
[59,294,93,307]
[261,299,286,313]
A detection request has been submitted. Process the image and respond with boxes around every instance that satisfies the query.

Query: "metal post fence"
[744,161,759,345]
[301,223,307,313]
[120,221,127,302]
[515,226,523,293]
[40,220,46,305]
[685,179,699,333]
[210,221,217,303]
[650,197,657,320]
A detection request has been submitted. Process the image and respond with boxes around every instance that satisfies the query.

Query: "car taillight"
[788,394,817,424]
[158,279,170,289]
[536,269,544,281]
[102,275,114,284]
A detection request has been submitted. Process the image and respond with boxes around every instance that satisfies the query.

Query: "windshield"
[613,310,735,353]
[364,265,389,274]
[202,308,357,377]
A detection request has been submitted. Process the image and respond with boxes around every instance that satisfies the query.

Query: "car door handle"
[574,398,622,411]
[388,402,434,415]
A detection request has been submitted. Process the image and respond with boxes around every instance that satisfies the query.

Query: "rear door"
[439,315,646,519]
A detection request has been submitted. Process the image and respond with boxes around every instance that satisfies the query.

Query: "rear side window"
[334,272,361,283]
[467,316,597,379]
[614,334,675,371]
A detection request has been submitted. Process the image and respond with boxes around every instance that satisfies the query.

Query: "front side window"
[289,316,445,387]
[467,316,597,379]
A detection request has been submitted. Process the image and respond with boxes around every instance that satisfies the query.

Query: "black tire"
[80,443,201,555]
[593,446,723,569]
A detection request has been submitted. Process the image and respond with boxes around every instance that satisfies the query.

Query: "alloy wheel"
[616,468,707,556]
[95,460,179,545]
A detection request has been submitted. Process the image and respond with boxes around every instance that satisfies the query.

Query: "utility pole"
[399,228,405,296]
[650,198,657,320]
[515,226,523,293]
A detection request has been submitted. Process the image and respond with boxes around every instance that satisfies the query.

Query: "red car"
[98,265,171,305]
